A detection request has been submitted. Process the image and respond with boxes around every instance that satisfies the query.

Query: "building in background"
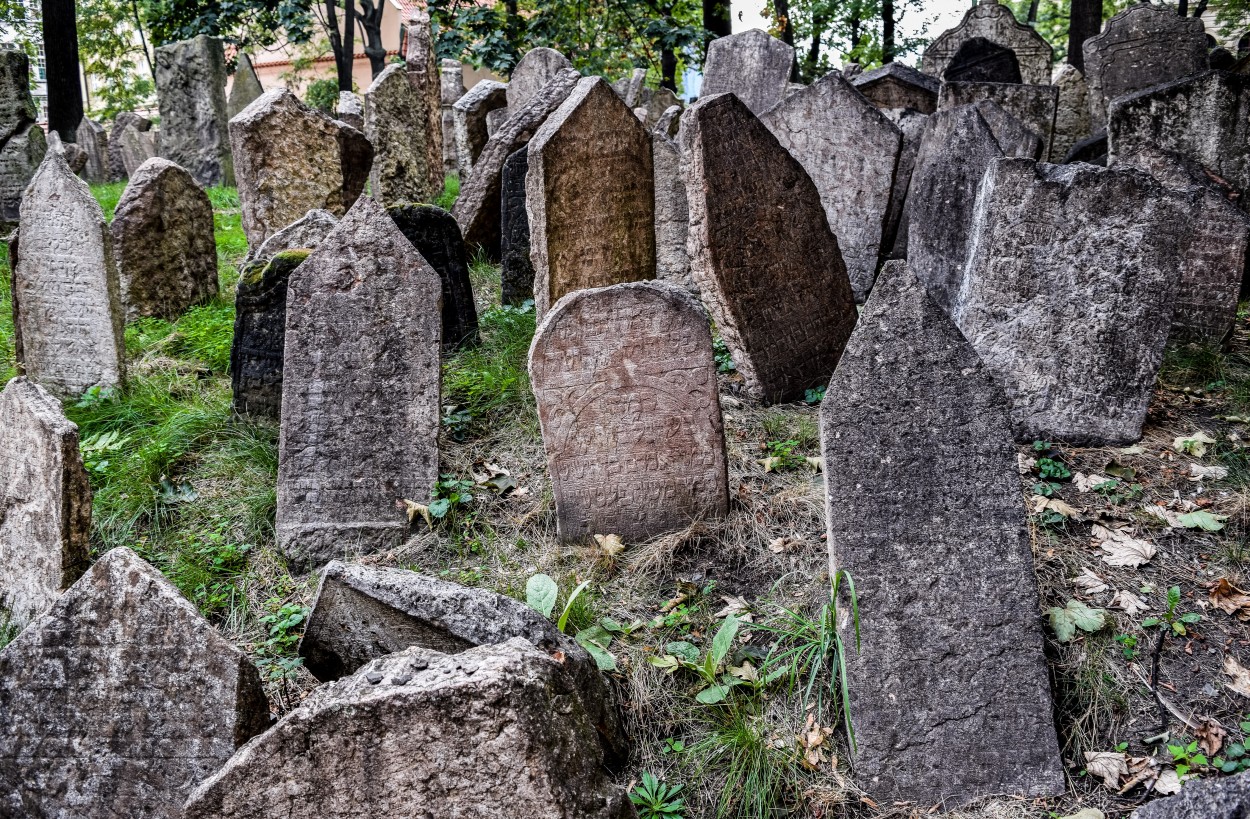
[0,0,47,121]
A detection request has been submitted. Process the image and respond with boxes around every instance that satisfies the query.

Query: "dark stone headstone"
[387,204,479,349]
[107,112,151,181]
[921,0,1052,85]
[1051,64,1091,162]
[226,53,264,120]
[942,36,1023,83]
[881,108,928,259]
[230,250,310,421]
[0,50,45,224]
[499,147,534,305]
[154,34,233,186]
[1064,129,1108,165]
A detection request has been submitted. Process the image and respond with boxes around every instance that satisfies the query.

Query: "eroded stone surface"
[1136,769,1250,819]
[440,59,466,174]
[453,79,508,180]
[365,63,441,205]
[653,135,692,293]
[112,121,156,179]
[508,48,573,112]
[76,118,109,183]
[107,112,151,181]
[336,91,364,131]
[700,29,795,115]
[500,147,535,305]
[401,8,445,200]
[1051,64,1091,162]
[230,249,310,421]
[851,62,939,114]
[0,50,44,224]
[46,132,87,175]
[387,204,479,349]
[242,207,338,268]
[820,259,1064,808]
[882,108,928,259]
[226,54,264,121]
[942,36,1023,83]
[921,0,1052,85]
[939,80,1058,159]
[154,35,233,186]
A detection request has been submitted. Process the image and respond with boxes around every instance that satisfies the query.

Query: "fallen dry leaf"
[797,713,834,771]
[1074,472,1113,492]
[804,456,823,472]
[1210,578,1250,620]
[1153,769,1182,795]
[1188,463,1230,482]
[1072,568,1110,596]
[1031,496,1081,519]
[1195,717,1227,756]
[1225,656,1250,698]
[713,595,750,619]
[1110,590,1149,616]
[1094,525,1156,567]
[593,533,625,557]
[1018,453,1037,474]
[1061,810,1105,819]
[1174,431,1217,458]
[768,535,803,554]
[401,498,432,527]
[1084,751,1128,789]
[1142,503,1185,527]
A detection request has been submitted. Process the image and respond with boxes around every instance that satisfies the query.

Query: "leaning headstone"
[107,112,152,181]
[226,53,264,120]
[1050,63,1091,162]
[682,93,857,402]
[276,196,441,571]
[820,259,1064,808]
[243,207,339,267]
[0,377,90,628]
[485,106,510,136]
[231,249,310,421]
[336,90,364,130]
[111,157,218,320]
[700,29,795,115]
[527,77,655,317]
[1136,768,1250,819]
[938,80,1058,159]
[0,547,270,818]
[13,151,124,398]
[154,34,233,186]
[440,59,466,175]
[46,131,87,175]
[365,63,440,205]
[530,281,728,541]
[942,36,1023,83]
[881,108,929,259]
[761,72,902,300]
[402,8,445,198]
[851,61,940,114]
[75,117,110,183]
[921,0,1052,85]
[1083,3,1207,128]
[1065,130,1108,165]
[387,204,479,349]
[184,639,631,819]
[0,50,45,224]
[507,47,573,112]
[453,79,508,179]
[953,158,1189,444]
[499,147,535,305]
[652,135,692,293]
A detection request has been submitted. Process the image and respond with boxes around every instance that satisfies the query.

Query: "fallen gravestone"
[851,61,940,114]
[652,134,692,293]
[0,50,46,225]
[107,112,152,181]
[1136,768,1250,819]
[365,64,441,205]
[441,59,466,175]
[700,29,795,115]
[0,547,270,818]
[453,79,508,180]
[921,0,1052,85]
[939,80,1058,159]
[387,204,479,349]
[820,259,1064,807]
[942,36,1023,83]
[1050,64,1091,162]
[882,108,928,259]
[154,34,233,186]
[75,117,110,183]
[402,8,445,200]
[231,250,310,421]
[226,53,264,120]
[508,47,573,113]
[500,147,535,305]
[241,207,338,268]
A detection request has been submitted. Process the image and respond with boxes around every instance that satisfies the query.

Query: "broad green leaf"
[580,639,617,671]
[1067,600,1107,633]
[665,641,700,664]
[1048,606,1076,643]
[1177,510,1227,531]
[576,624,613,652]
[525,574,558,618]
[647,654,680,671]
[711,614,739,664]
[695,684,732,705]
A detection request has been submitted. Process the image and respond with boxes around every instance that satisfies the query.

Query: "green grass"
[436,174,460,211]
[442,297,538,434]
[688,709,803,819]
[90,181,127,221]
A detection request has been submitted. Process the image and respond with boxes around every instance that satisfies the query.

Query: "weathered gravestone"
[851,61,940,114]
[653,104,682,138]
[921,0,1052,85]
[942,36,1023,83]
[761,72,902,300]
[107,112,152,181]
[336,91,364,131]
[881,108,928,259]
[527,77,655,318]
[111,157,218,320]
[154,34,233,187]
[242,206,339,268]
[485,106,511,137]
[0,377,90,627]
[508,47,573,113]
[1065,130,1108,164]
[45,131,86,175]
[230,88,372,250]
[700,29,795,115]
[365,64,441,205]
[75,117,109,183]
[453,79,508,180]
[952,158,1188,444]
[441,59,466,175]
[904,100,1041,312]
[500,147,535,305]
[1136,768,1250,819]
[681,93,857,402]
[231,250,310,421]
[1083,3,1208,128]
[939,80,1058,159]
[112,119,157,179]
[529,281,728,542]
[13,151,125,398]
[1050,63,1091,162]
[183,639,632,819]
[387,204,479,349]
[820,259,1064,807]
[0,547,270,818]
[0,50,45,225]
[652,135,692,293]
[276,196,441,570]
[402,7,446,199]
[226,53,264,120]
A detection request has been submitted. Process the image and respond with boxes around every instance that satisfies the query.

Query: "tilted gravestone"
[0,547,270,818]
[276,196,441,571]
[500,147,535,305]
[402,8,445,200]
[1050,64,1091,162]
[387,204,479,349]
[952,158,1189,445]
[440,59,466,175]
[820,259,1064,808]
[0,377,90,628]
[921,0,1052,85]
[700,29,795,115]
[942,36,1023,83]
[939,80,1058,159]
[527,77,655,318]
[529,281,728,542]
[13,151,125,398]
[47,131,88,175]
[485,105,511,136]
[111,119,156,180]
[231,249,311,421]
[681,93,857,402]
[653,104,682,137]
[365,64,441,206]
[75,117,110,183]
[107,112,152,181]
[851,61,940,114]
[507,47,573,113]
[230,88,373,250]
[453,79,508,180]
[226,53,264,121]
[154,34,233,187]
[0,50,45,225]
[1083,3,1207,128]
[652,134,692,293]
[881,108,928,259]
[761,72,902,301]
[111,157,218,321]
[241,207,338,268]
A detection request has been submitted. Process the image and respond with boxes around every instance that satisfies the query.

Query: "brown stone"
[921,0,1053,85]
[453,79,508,180]
[154,35,233,187]
[364,63,440,205]
[402,7,445,198]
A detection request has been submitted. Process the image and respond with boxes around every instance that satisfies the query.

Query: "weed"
[649,615,759,704]
[430,474,475,522]
[803,386,825,405]
[688,709,798,819]
[255,602,308,682]
[629,772,686,818]
[661,737,686,756]
[1160,343,1227,392]
[762,440,806,472]
[1142,585,1202,636]
[1114,633,1139,659]
[713,334,736,373]
[435,174,459,211]
[1167,739,1209,779]
[525,573,618,670]
[1033,441,1072,481]
[443,301,537,433]
[1092,478,1144,505]
[90,181,127,221]
[0,608,16,651]
[1214,734,1250,774]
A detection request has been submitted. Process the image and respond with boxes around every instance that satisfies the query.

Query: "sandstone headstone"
[111,157,218,321]
[653,134,692,293]
[700,29,795,115]
[508,47,573,112]
[820,259,1064,807]
[230,88,373,250]
[939,80,1058,158]
[527,77,655,318]
[453,79,508,179]
[402,8,445,198]
[0,50,44,224]
[942,36,1023,84]
[500,147,535,305]
[107,112,152,181]
[882,108,928,259]
[0,547,270,818]
[242,207,339,268]
[761,72,902,300]
[530,281,727,541]
[231,249,310,420]
[682,93,857,402]
[365,63,440,205]
[1136,768,1250,819]
[921,0,1052,85]
[851,61,940,114]
[387,204,479,349]
[14,151,124,397]
[952,158,1189,444]
[75,117,110,183]
[154,34,233,186]
[336,90,364,130]
[0,377,90,627]
[1050,63,1091,162]
[440,59,466,175]
[277,196,441,570]
[226,53,264,120]
[1083,3,1208,127]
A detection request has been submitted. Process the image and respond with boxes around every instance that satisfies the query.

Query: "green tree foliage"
[1004,0,1140,66]
[138,0,316,49]
[78,0,155,118]
[768,0,930,80]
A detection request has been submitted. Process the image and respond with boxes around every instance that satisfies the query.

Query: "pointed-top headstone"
[401,7,445,198]
[75,117,110,183]
[938,80,1058,158]
[507,47,572,113]
[700,29,795,115]
[227,53,264,120]
[921,1,1052,85]
[387,204,479,349]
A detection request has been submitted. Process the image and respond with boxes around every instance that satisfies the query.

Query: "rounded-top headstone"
[507,47,573,111]
[700,29,795,115]
[921,0,1052,85]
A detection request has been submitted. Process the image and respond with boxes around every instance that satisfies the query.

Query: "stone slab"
[453,79,508,180]
[942,36,1023,83]
[700,29,795,115]
[1051,63,1091,162]
[652,134,692,293]
[226,53,264,121]
[230,249,310,421]
[365,63,440,206]
[508,48,573,112]
[939,80,1058,159]
[500,147,535,305]
[387,204,479,349]
[154,34,233,186]
[921,0,1053,85]
[851,61,940,114]
[75,117,110,184]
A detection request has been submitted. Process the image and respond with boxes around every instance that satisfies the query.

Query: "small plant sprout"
[649,614,753,704]
[524,573,618,671]
[628,772,685,818]
[1167,740,1208,779]
[1032,441,1072,481]
[1142,586,1202,636]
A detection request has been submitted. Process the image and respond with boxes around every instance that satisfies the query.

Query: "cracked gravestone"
[226,53,264,120]
[230,249,311,421]
[500,147,535,305]
[921,0,1052,85]
[1050,64,1091,162]
[700,29,795,115]
[365,64,441,206]
[851,62,939,114]
[942,36,1023,83]
[453,80,508,180]
[939,80,1058,159]
[154,34,233,186]
[387,204,479,349]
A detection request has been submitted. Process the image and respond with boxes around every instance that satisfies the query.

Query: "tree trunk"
[848,12,862,57]
[773,0,801,80]
[661,44,677,91]
[806,15,824,80]
[1192,0,1208,16]
[42,0,83,142]
[1177,0,1188,15]
[358,0,387,78]
[702,0,731,48]
[1066,0,1102,72]
[340,0,356,92]
[882,0,895,63]
[130,0,154,82]
[325,0,347,91]
[1028,0,1040,23]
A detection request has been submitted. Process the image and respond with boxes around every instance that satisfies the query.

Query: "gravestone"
[529,281,728,541]
[453,80,508,180]
[851,61,940,114]
[226,53,264,120]
[47,131,87,175]
[1083,3,1207,127]
[653,104,682,137]
[904,100,1041,312]
[440,59,466,175]
[952,158,1189,445]
[183,640,631,819]
[154,34,233,186]
[700,29,795,115]
[336,91,364,131]
[231,249,310,420]
[107,112,152,181]
[1050,64,1091,162]
[113,122,157,178]
[761,72,902,300]
[1136,768,1250,819]
[230,88,373,250]
[1065,130,1108,164]
[0,547,270,818]
[111,157,218,320]
[942,37,1023,83]
[921,0,1052,85]
[402,8,445,199]
[681,93,857,402]
[882,108,928,259]
[0,377,90,628]
[13,151,124,398]
[820,259,1064,808]
[242,207,338,267]
[387,204,479,349]
[526,77,655,318]
[652,135,692,293]
[507,47,573,112]
[499,147,535,305]
[276,196,441,571]
[939,80,1058,158]
[75,117,109,183]
[0,50,45,224]
[365,64,440,205]
[485,106,510,136]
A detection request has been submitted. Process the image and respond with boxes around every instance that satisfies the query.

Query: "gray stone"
[1065,130,1108,164]
[183,639,633,819]
[365,63,441,205]
[637,87,681,129]
[113,122,157,179]
[700,29,795,115]
[1083,3,1207,128]
[952,158,1189,445]
[619,68,648,107]
[486,106,510,135]
[851,61,940,114]
[939,80,1058,159]
[453,80,508,179]
[440,59,466,175]
[508,47,573,112]
[111,157,218,321]
[881,108,928,259]
[402,7,446,199]
[921,0,1052,85]
[14,150,125,398]
[1050,63,1091,162]
[652,104,682,137]
[230,88,373,250]
[387,204,479,349]
[0,547,270,819]
[46,131,87,175]
[1136,768,1250,818]
[75,117,110,183]
[942,36,1022,83]
[107,112,152,181]
[154,34,233,186]
[681,93,857,403]
[276,196,441,570]
[0,377,90,627]
[652,134,692,293]
[761,72,902,300]
[0,50,44,224]
[527,77,655,318]
[231,249,310,421]
[226,53,264,121]
[500,147,534,305]
[820,259,1064,808]
[0,50,37,145]
[242,207,339,268]
[336,90,364,130]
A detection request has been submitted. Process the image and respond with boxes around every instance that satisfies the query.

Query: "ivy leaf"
[525,574,558,618]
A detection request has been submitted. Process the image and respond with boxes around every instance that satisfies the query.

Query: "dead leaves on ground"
[1225,656,1250,698]
[797,713,834,771]
[1082,751,1182,795]
[1209,578,1250,621]
[1093,524,1156,567]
